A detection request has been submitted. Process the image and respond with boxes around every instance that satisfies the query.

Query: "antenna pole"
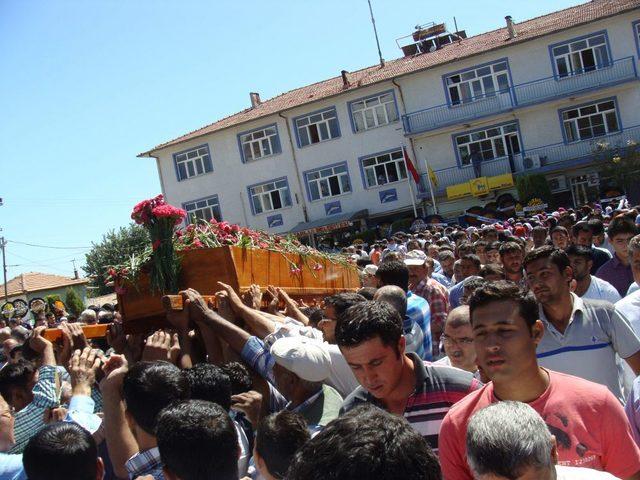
[1,238,7,302]
[367,0,385,67]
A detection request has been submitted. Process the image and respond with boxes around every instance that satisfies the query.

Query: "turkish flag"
[403,146,420,183]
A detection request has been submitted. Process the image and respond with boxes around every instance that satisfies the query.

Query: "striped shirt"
[340,352,481,452]
[406,292,432,361]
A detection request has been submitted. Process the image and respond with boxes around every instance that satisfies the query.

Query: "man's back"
[439,369,640,479]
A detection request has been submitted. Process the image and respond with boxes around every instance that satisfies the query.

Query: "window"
[634,21,640,57]
[305,163,351,201]
[238,125,281,162]
[350,92,398,132]
[361,149,407,188]
[445,61,510,105]
[249,178,292,214]
[551,33,610,78]
[455,123,521,166]
[184,195,222,223]
[174,145,213,181]
[295,108,340,147]
[561,99,620,143]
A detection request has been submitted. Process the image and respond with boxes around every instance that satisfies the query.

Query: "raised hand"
[216,282,245,313]
[99,354,129,397]
[231,390,263,428]
[142,330,180,364]
[69,347,103,396]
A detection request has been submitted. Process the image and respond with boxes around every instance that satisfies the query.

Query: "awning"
[289,209,368,236]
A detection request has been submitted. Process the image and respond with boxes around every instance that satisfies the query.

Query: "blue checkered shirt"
[407,292,432,361]
[125,447,164,480]
[9,365,59,454]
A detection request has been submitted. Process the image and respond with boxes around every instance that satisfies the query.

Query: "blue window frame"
[183,195,222,223]
[173,144,213,181]
[292,107,340,148]
[347,90,399,133]
[633,21,640,59]
[548,30,612,79]
[558,97,621,144]
[452,121,522,168]
[303,162,352,202]
[442,58,512,106]
[237,124,281,163]
[247,177,292,215]
[358,148,407,189]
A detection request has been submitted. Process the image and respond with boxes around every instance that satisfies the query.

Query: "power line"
[7,240,91,250]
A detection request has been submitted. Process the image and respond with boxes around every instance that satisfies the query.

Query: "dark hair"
[356,257,371,268]
[300,306,324,327]
[532,225,548,235]
[479,264,504,279]
[461,254,481,269]
[287,404,441,480]
[523,246,570,274]
[499,241,522,256]
[550,226,569,237]
[486,241,500,252]
[220,362,252,395]
[185,363,232,411]
[607,216,637,239]
[0,359,36,400]
[474,240,488,250]
[468,281,539,328]
[375,260,410,292]
[156,400,238,480]
[587,218,605,236]
[255,411,310,479]
[335,301,402,351]
[23,422,98,480]
[571,221,592,238]
[323,292,367,316]
[122,361,190,435]
[565,244,593,261]
[356,287,378,300]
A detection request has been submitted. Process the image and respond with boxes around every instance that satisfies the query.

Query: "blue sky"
[0,0,584,281]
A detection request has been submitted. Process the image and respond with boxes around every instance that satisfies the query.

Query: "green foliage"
[391,218,414,234]
[595,139,640,195]
[515,174,552,206]
[354,228,377,246]
[44,294,63,314]
[83,223,150,296]
[64,288,84,317]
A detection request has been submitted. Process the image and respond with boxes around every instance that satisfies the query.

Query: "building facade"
[140,0,640,234]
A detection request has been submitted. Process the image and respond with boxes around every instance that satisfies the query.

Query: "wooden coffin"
[117,246,359,333]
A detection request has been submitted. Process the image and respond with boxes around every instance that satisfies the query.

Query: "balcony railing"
[418,156,513,197]
[515,124,640,172]
[513,57,638,107]
[402,57,638,135]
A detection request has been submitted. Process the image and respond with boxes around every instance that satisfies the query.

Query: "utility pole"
[1,237,7,302]
[367,0,385,67]
[72,259,79,279]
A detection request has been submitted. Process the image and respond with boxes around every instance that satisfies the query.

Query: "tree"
[65,287,84,317]
[83,223,149,296]
[515,174,552,207]
[595,139,640,198]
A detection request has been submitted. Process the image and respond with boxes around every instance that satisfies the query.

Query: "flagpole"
[402,146,419,218]
[406,172,418,218]
[418,142,439,214]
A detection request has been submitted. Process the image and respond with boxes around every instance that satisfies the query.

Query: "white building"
[140,0,640,236]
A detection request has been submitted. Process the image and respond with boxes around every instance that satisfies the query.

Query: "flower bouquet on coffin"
[131,195,186,294]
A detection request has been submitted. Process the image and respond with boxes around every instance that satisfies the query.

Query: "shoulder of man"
[339,385,371,415]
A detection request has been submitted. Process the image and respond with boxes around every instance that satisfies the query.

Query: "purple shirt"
[595,254,634,297]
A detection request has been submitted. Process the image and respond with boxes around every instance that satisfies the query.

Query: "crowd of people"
[1,203,640,479]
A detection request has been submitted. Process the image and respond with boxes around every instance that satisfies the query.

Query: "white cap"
[404,249,427,266]
[362,264,378,276]
[270,336,331,382]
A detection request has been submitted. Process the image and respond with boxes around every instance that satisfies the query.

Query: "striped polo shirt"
[537,293,640,403]
[340,352,481,452]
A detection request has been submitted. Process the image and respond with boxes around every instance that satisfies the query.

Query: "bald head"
[373,285,407,318]
[445,305,471,330]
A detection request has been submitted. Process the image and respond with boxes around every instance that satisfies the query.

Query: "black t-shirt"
[590,247,611,274]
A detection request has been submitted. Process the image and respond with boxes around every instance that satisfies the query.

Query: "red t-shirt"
[439,369,640,480]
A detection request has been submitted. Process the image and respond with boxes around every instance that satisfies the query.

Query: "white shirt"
[556,465,619,479]
[616,290,640,336]
[582,275,621,304]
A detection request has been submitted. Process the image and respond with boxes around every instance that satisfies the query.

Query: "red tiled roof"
[3,272,89,298]
[139,0,640,156]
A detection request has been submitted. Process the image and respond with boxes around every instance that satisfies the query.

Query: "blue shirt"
[406,292,432,361]
[0,454,26,480]
[432,272,451,288]
[449,281,465,309]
